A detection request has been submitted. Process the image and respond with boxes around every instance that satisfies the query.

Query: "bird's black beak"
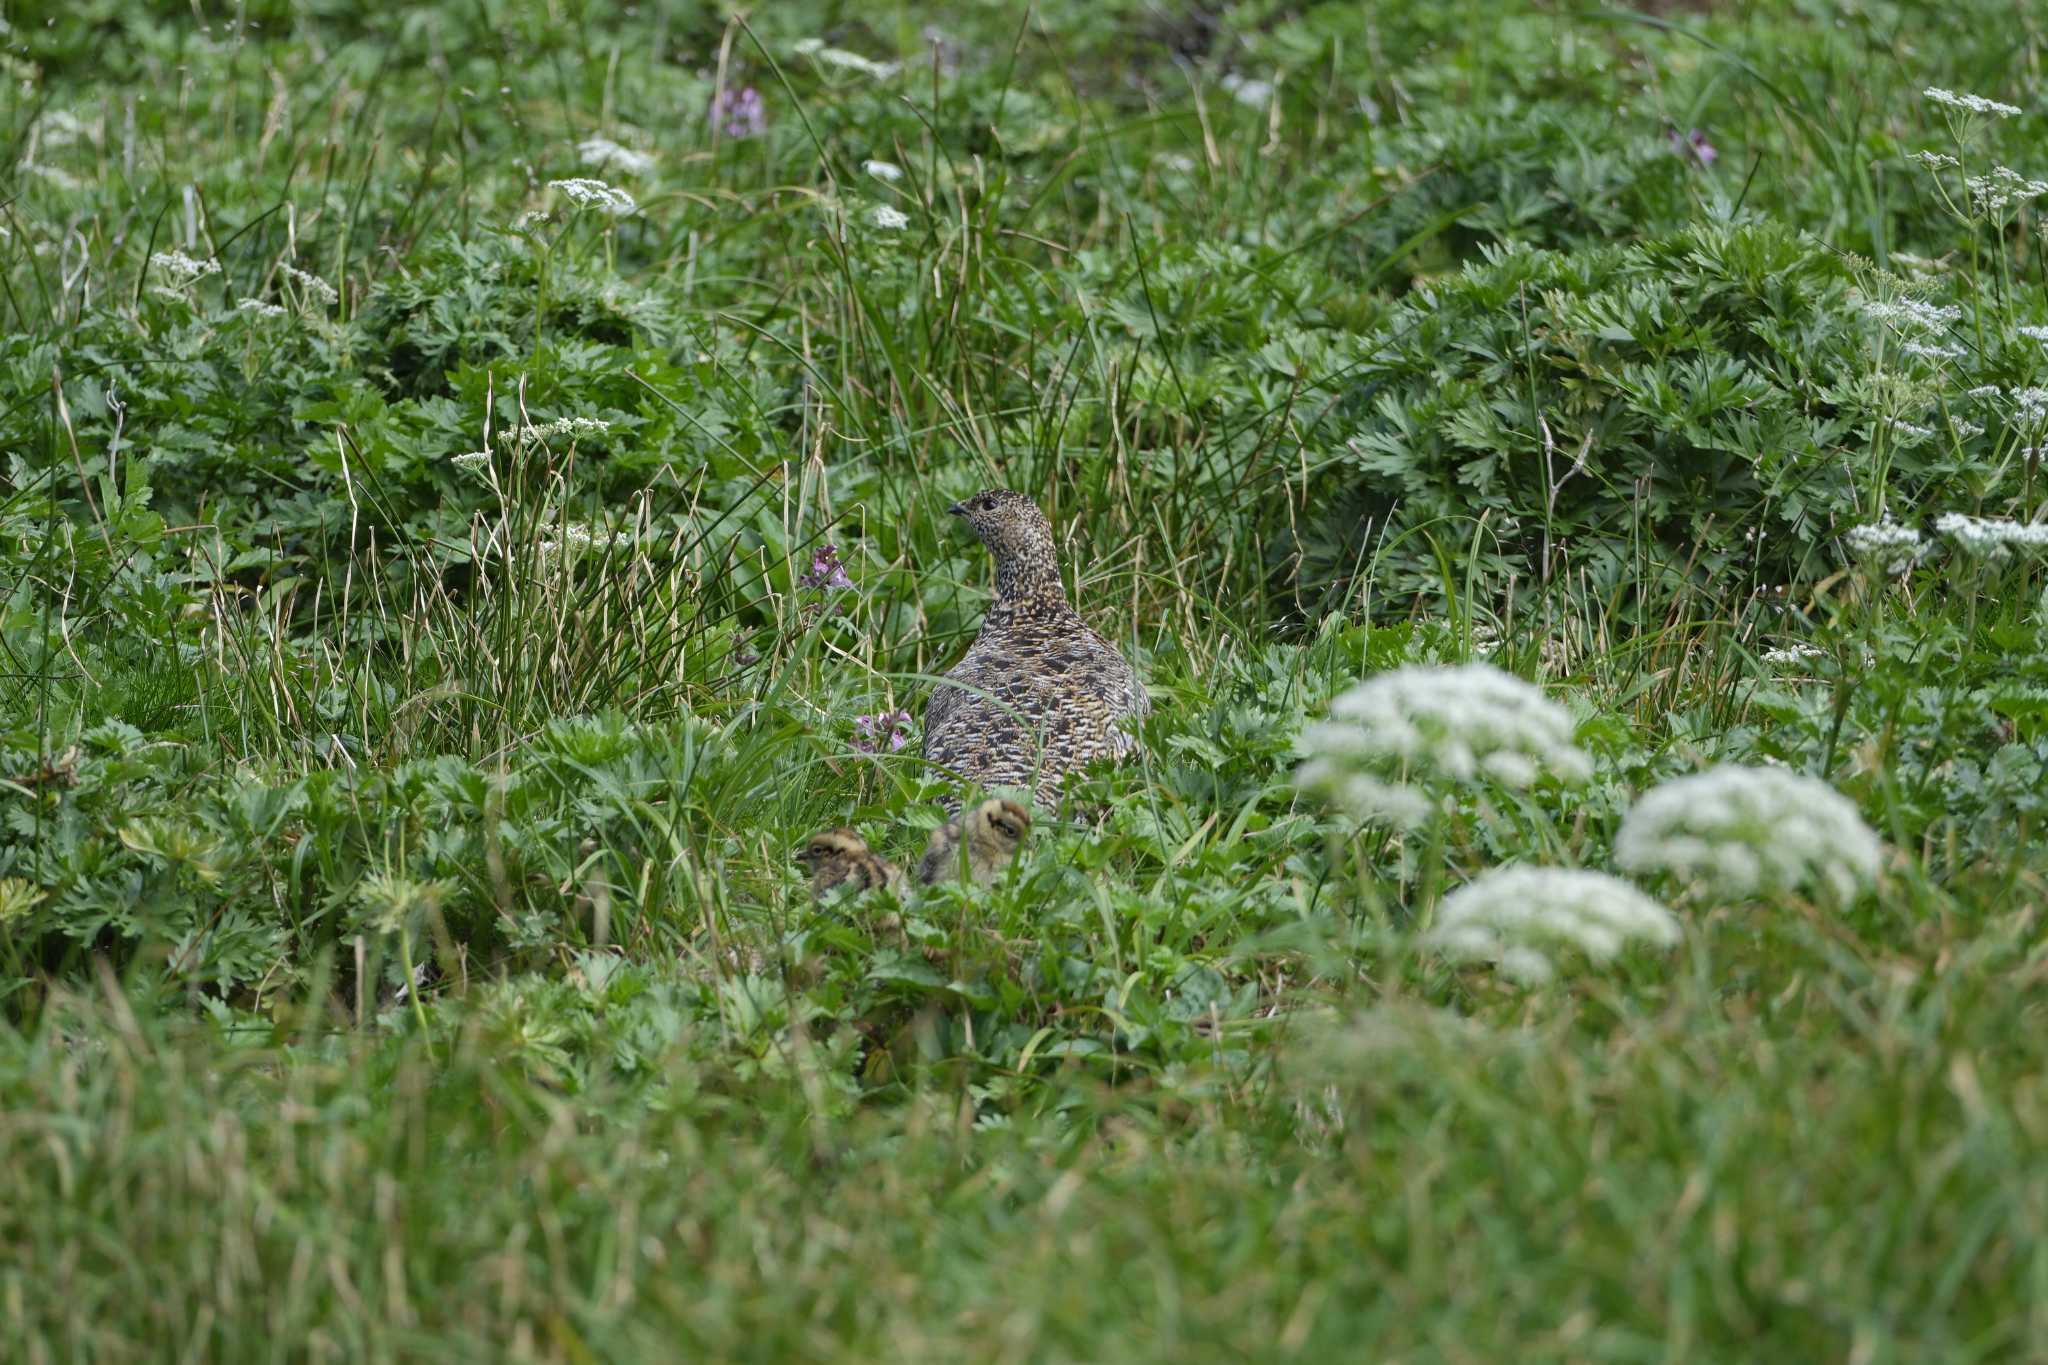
[946,501,967,517]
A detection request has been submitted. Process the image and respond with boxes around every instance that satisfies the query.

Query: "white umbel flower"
[1935,512,2048,557]
[577,136,654,175]
[1615,765,1881,905]
[1922,88,2022,119]
[870,205,910,230]
[793,38,900,80]
[1842,520,1925,575]
[863,159,903,182]
[548,177,636,216]
[498,415,612,445]
[150,250,220,287]
[1426,867,1680,986]
[1295,663,1592,827]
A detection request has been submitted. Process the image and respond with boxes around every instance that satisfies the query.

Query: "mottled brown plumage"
[918,797,1033,886]
[795,827,906,899]
[922,491,1148,812]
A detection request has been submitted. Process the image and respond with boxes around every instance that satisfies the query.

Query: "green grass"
[4,1,2048,1360]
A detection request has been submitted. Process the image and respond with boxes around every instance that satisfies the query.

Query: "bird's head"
[796,828,866,873]
[946,490,1060,598]
[967,797,1033,855]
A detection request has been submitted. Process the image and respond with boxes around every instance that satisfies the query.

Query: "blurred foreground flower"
[1668,126,1718,167]
[1295,663,1591,828]
[578,136,654,175]
[1427,867,1679,986]
[710,87,765,140]
[1615,765,1880,905]
[853,711,913,754]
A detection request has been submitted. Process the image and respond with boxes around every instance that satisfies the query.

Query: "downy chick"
[918,797,1033,886]
[796,827,906,899]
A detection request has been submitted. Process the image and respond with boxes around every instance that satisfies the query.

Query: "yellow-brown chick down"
[918,797,1033,887]
[795,827,906,899]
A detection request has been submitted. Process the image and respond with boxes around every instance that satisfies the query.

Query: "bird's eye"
[977,495,995,511]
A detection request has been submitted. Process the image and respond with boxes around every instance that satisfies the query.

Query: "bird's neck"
[992,554,1066,609]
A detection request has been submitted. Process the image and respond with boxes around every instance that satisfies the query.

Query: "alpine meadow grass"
[3,3,2047,1361]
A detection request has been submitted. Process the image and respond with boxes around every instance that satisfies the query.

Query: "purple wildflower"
[1668,126,1717,168]
[852,710,913,754]
[799,542,855,592]
[711,86,766,140]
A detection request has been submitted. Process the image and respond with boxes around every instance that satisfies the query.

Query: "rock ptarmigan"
[921,490,1148,813]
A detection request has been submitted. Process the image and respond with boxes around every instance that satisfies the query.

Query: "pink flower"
[852,711,913,753]
[1668,126,1717,167]
[800,542,854,592]
[711,86,766,140]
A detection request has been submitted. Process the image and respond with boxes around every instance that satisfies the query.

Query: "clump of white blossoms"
[1858,297,1961,332]
[281,264,339,306]
[1842,519,1925,575]
[548,178,636,216]
[1967,166,2048,216]
[792,38,899,80]
[1615,765,1881,905]
[235,298,286,319]
[1425,867,1680,986]
[150,250,221,288]
[870,205,910,231]
[1922,87,2022,119]
[498,416,611,446]
[577,136,654,176]
[1935,512,2048,557]
[863,159,903,182]
[1295,663,1592,828]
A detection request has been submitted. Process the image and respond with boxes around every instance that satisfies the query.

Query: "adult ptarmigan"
[921,490,1148,813]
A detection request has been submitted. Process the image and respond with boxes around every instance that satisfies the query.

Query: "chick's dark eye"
[977,495,995,511]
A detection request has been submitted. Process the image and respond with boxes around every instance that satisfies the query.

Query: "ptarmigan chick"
[918,797,1033,886]
[923,490,1148,812]
[795,827,906,899]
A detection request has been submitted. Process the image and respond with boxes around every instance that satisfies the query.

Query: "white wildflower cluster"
[1966,384,2003,400]
[1967,166,2048,215]
[539,524,635,557]
[863,159,903,182]
[870,205,910,230]
[1950,418,1985,439]
[2018,325,2048,343]
[1426,867,1680,986]
[1890,420,1933,443]
[150,250,220,287]
[450,450,492,472]
[2013,388,2048,425]
[1842,519,1926,574]
[1859,297,1961,332]
[548,178,636,216]
[793,38,900,80]
[576,136,654,175]
[282,264,339,306]
[1900,340,1964,361]
[498,416,612,445]
[1760,642,1827,666]
[1615,765,1881,905]
[1909,150,1960,170]
[1923,87,2023,119]
[1219,73,1278,110]
[1295,663,1592,828]
[1934,511,2048,557]
[235,298,285,319]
